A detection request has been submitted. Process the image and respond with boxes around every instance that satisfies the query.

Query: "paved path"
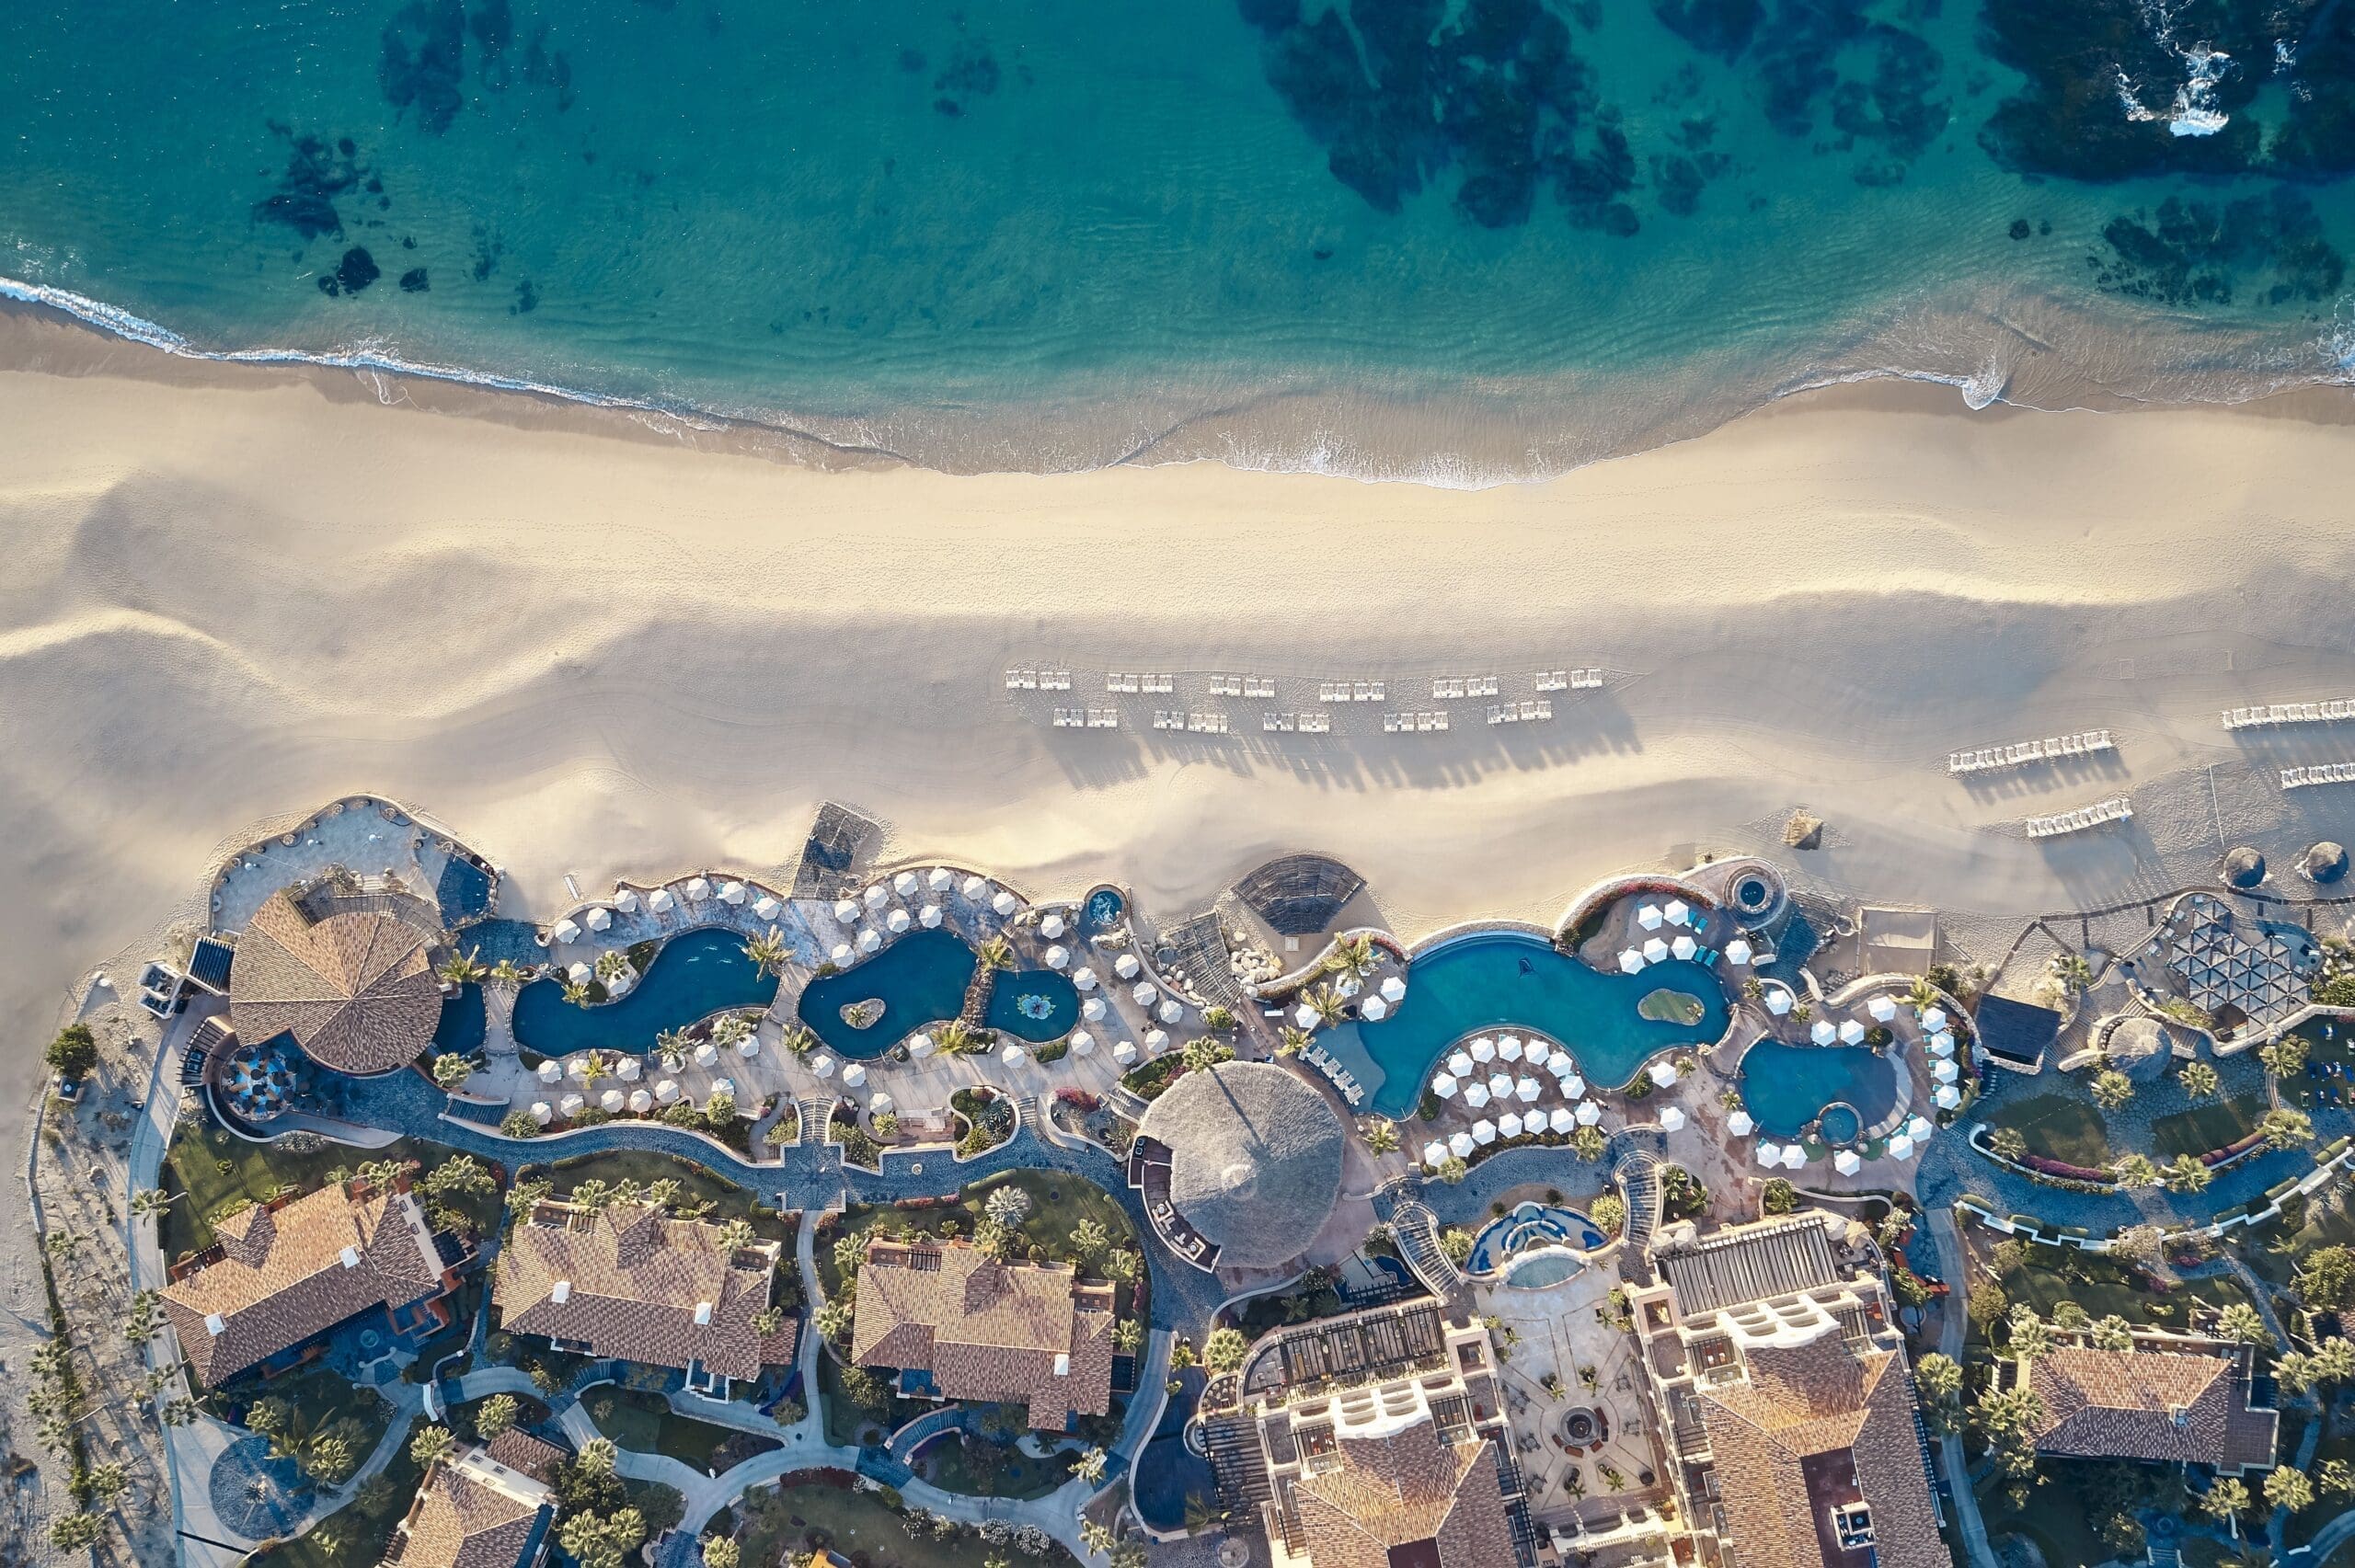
[1925,1207,1998,1568]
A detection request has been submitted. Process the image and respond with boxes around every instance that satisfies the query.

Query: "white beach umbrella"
[1448,1050,1475,1077]
[1498,1036,1523,1062]
[694,1041,719,1067]
[993,890,1019,916]
[1041,913,1066,939]
[567,962,593,986]
[1921,1007,1948,1032]
[1516,1076,1542,1103]
[1083,996,1108,1022]
[1114,954,1142,979]
[887,908,912,933]
[585,907,613,933]
[655,1079,681,1104]
[1810,1020,1837,1046]
[1660,1105,1687,1131]
[1637,905,1663,930]
[1043,944,1069,970]
[737,1035,761,1059]
[559,1093,584,1117]
[834,898,861,921]
[710,1077,736,1099]
[920,904,943,928]
[1499,1112,1524,1139]
[604,969,634,999]
[1644,937,1670,964]
[1867,995,1898,1023]
[1888,1133,1915,1161]
[536,1059,562,1084]
[1725,938,1753,966]
[1576,1100,1603,1127]
[1134,981,1160,1006]
[686,876,712,900]
[1361,996,1389,1021]
[810,1054,835,1078]
[600,1089,625,1113]
[1766,989,1793,1016]
[1834,1149,1862,1175]
[1839,1020,1867,1045]
[927,867,953,891]
[1487,1072,1513,1101]
[1464,1082,1492,1110]
[1618,949,1645,975]
[863,884,888,910]
[1756,1141,1783,1167]
[1782,1145,1808,1169]
[1430,1071,1459,1099]
[1144,1028,1168,1053]
[1728,1109,1754,1136]
[1906,1116,1934,1142]
[1000,1042,1027,1066]
[1470,1036,1497,1063]
[1933,1059,1959,1083]
[1541,1049,1571,1077]
[1548,1106,1575,1134]
[1648,1060,1678,1088]
[1472,1119,1498,1146]
[1292,1002,1320,1031]
[530,1101,553,1125]
[1072,1034,1096,1059]
[962,875,988,899]
[1113,1040,1138,1065]
[1380,976,1407,1003]
[894,871,920,897]
[1423,1141,1449,1170]
[753,895,781,921]
[1074,967,1098,991]
[1934,1083,1962,1109]
[567,1056,592,1080]
[553,918,582,944]
[1449,1131,1476,1159]
[1671,934,1697,961]
[1665,898,1691,926]
[1559,1073,1586,1101]
[843,1062,867,1088]
[1157,1000,1183,1024]
[628,1089,654,1114]
[648,887,674,914]
[617,1057,642,1082]
[831,943,854,965]
[908,1032,935,1058]
[615,889,640,914]
[1930,1031,1956,1057]
[857,929,882,954]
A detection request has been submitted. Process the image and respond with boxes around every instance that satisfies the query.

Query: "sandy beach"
[8,312,2355,1127]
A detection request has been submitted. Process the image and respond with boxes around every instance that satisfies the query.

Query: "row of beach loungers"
[1384,711,1453,733]
[1488,701,1555,726]
[1051,708,1121,728]
[1433,676,1502,697]
[2223,700,2355,729]
[1301,1043,1366,1106]
[1263,712,1334,734]
[1207,674,1279,698]
[1152,711,1230,734]
[1318,681,1390,703]
[1533,669,1606,692]
[1948,729,2114,774]
[1103,671,1177,693]
[1005,668,1074,691]
[2283,762,2355,789]
[2025,796,2133,839]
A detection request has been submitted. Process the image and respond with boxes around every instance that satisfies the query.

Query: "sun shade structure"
[1727,1109,1754,1136]
[229,890,443,1077]
[1135,1062,1345,1270]
[1232,853,1366,937]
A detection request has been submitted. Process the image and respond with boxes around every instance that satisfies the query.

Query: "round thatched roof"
[2106,1016,2172,1081]
[2222,847,2266,888]
[1139,1061,1344,1269]
[2306,842,2348,884]
[229,889,444,1076]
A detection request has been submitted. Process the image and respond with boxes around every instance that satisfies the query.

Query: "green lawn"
[1982,1093,2112,1167]
[2151,1094,2265,1160]
[581,1386,777,1472]
[247,1415,423,1568]
[209,1368,393,1467]
[517,1149,791,1242]
[818,1352,912,1449]
[1977,1459,2185,1568]
[816,1169,1139,1302]
[2287,1431,2355,1550]
[912,1410,1074,1500]
[1976,1239,2253,1345]
[2246,1191,2355,1286]
[159,1124,476,1265]
[725,1481,1082,1568]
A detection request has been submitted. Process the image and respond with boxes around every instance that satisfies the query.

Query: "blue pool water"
[431,983,485,1057]
[1816,1104,1864,1145]
[1354,932,1729,1119]
[1083,888,1125,933]
[1739,1041,1900,1140]
[1503,1253,1585,1290]
[797,927,1078,1059]
[1466,1202,1607,1276]
[511,928,775,1057]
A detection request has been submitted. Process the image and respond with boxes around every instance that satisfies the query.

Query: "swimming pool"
[796,927,1079,1058]
[1739,1040,1899,1139]
[1353,931,1730,1118]
[1466,1201,1607,1276]
[431,983,486,1057]
[1083,887,1125,933]
[511,928,776,1057]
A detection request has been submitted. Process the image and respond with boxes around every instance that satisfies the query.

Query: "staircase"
[798,1095,835,1146]
[1611,1146,1664,1258]
[1389,1199,1464,1300]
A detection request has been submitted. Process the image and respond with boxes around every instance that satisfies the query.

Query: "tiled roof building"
[2014,1331,2277,1474]
[494,1202,793,1397]
[383,1445,556,1568]
[161,1174,454,1387]
[851,1237,1115,1431]
[229,888,444,1076]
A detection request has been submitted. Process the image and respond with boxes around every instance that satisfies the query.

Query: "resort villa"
[2005,1329,2279,1474]
[1627,1214,1945,1568]
[382,1443,557,1568]
[159,1171,460,1387]
[850,1235,1116,1431]
[1198,1299,1531,1568]
[493,1200,794,1399]
[227,887,447,1077]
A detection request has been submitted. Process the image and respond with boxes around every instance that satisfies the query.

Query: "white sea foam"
[2116,2,2234,136]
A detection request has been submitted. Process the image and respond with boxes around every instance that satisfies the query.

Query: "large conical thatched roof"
[2222,847,2266,888]
[229,889,443,1076]
[1138,1061,1344,1270]
[2306,842,2348,884]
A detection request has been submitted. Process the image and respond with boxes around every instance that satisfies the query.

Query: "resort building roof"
[493,1202,792,1388]
[2016,1333,2277,1474]
[384,1446,555,1568]
[482,1431,569,1487]
[227,887,444,1076]
[1970,993,2062,1068]
[1286,1420,1520,1568]
[160,1174,445,1386]
[1233,853,1366,937]
[1655,1214,1844,1316]
[851,1237,1114,1430]
[1134,1061,1345,1271]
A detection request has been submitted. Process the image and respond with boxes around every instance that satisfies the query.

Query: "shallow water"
[511,927,774,1056]
[1738,1038,1900,1138]
[4,0,2352,478]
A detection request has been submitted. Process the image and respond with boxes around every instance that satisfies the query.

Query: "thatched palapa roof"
[1138,1061,1344,1270]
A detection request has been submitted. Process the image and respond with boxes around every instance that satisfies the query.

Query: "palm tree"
[2178,1059,2220,1100]
[1570,1126,1606,1162]
[2091,1070,2134,1111]
[593,950,629,984]
[1326,934,1378,982]
[1437,1156,1467,1185]
[569,1178,615,1215]
[1277,1026,1312,1057]
[717,1218,755,1253]
[977,935,1015,972]
[783,1024,818,1058]
[1304,984,1347,1027]
[129,1188,178,1219]
[2203,1477,2251,1539]
[561,979,592,1007]
[431,1053,473,1092]
[1074,1447,1109,1485]
[436,947,487,987]
[746,926,791,979]
[487,957,527,989]
[936,1020,977,1057]
[1906,977,1941,1011]
[1989,1127,2028,1164]
[2110,1153,2159,1188]
[2166,1153,2211,1192]
[1363,1119,1400,1155]
[2051,953,2094,996]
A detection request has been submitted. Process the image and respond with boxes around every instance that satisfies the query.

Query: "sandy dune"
[7,319,2355,1122]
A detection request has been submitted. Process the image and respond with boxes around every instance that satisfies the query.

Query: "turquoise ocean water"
[4,0,2354,477]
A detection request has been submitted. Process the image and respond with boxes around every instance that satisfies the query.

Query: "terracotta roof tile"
[851,1238,1113,1429]
[2025,1342,2277,1471]
[1288,1424,1517,1568]
[388,1448,552,1568]
[230,889,442,1076]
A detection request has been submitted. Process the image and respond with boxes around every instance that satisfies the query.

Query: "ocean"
[3,0,2352,480]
